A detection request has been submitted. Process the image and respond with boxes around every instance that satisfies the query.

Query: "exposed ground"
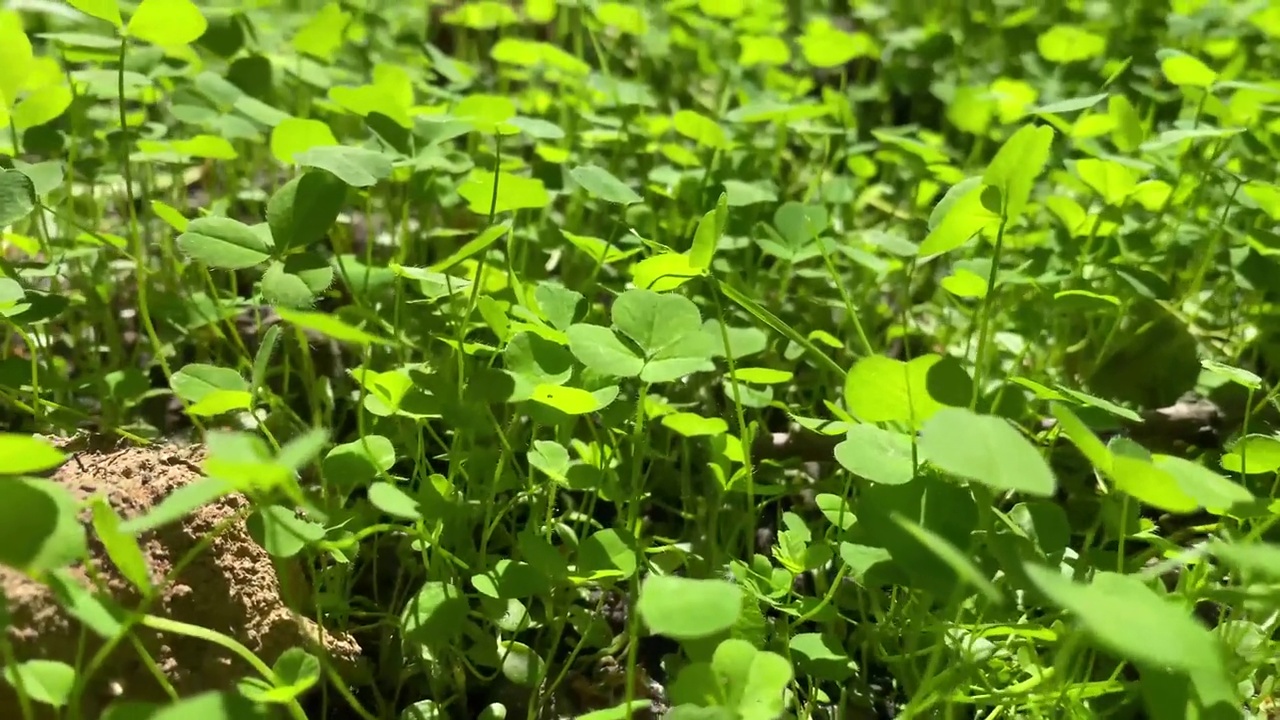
[1,443,362,718]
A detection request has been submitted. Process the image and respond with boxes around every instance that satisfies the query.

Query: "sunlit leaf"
[638,575,742,639]
[568,164,642,205]
[919,407,1057,497]
[127,0,207,46]
[1026,565,1228,675]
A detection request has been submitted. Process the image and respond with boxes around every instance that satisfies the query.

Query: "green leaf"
[150,200,189,232]
[533,282,582,331]
[638,575,743,639]
[146,691,274,720]
[1054,289,1120,312]
[119,476,234,535]
[918,178,999,257]
[322,435,395,488]
[688,199,723,271]
[329,85,411,129]
[90,498,153,595]
[270,117,338,164]
[1154,455,1254,512]
[176,216,273,270]
[12,160,61,197]
[577,528,638,580]
[291,2,350,62]
[127,0,206,46]
[504,331,573,399]
[275,308,394,346]
[1220,434,1280,474]
[1050,402,1113,470]
[171,135,238,160]
[1074,158,1138,205]
[662,412,728,438]
[67,0,123,28]
[170,363,248,403]
[0,169,37,227]
[0,434,67,475]
[609,289,717,382]
[1031,93,1108,116]
[368,482,422,520]
[843,354,970,429]
[800,24,876,68]
[201,431,290,494]
[45,569,124,640]
[267,171,346,252]
[0,278,28,317]
[790,632,854,681]
[1108,94,1145,152]
[814,494,855,530]
[941,268,989,298]
[13,85,73,130]
[566,324,644,377]
[507,115,565,140]
[704,321,768,360]
[1110,452,1199,513]
[569,164,643,205]
[673,109,728,149]
[1036,24,1106,63]
[428,222,511,273]
[269,648,321,701]
[1160,52,1217,88]
[457,170,550,214]
[642,355,716,384]
[839,542,892,586]
[1200,360,1261,390]
[982,123,1054,221]
[612,289,702,356]
[1025,564,1228,675]
[721,180,776,206]
[0,478,87,575]
[577,702,655,720]
[261,253,334,308]
[499,641,546,688]
[2,660,76,707]
[517,528,568,582]
[561,229,641,264]
[730,367,791,384]
[1210,541,1280,581]
[773,201,828,248]
[275,428,329,474]
[630,252,703,291]
[835,424,915,485]
[453,93,517,134]
[0,17,32,110]
[528,441,599,490]
[294,145,393,188]
[711,640,793,720]
[919,407,1057,497]
[529,384,616,415]
[185,388,253,417]
[401,581,467,646]
[399,700,445,720]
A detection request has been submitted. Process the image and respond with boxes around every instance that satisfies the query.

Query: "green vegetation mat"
[2,0,1280,718]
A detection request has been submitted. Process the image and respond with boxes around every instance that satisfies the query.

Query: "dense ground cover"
[3,0,1280,718]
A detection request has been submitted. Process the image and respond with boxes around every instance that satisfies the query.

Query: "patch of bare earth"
[0,441,362,718]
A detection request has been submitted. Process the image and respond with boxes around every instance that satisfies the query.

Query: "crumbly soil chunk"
[0,442,361,718]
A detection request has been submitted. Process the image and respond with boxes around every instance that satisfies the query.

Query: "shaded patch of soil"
[0,441,362,718]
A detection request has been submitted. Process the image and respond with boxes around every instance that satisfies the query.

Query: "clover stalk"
[971,216,1009,409]
[116,36,184,420]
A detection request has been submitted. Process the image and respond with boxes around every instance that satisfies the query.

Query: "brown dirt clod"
[1,441,361,718]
